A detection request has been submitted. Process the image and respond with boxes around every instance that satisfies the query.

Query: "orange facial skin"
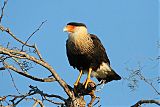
[65,25,75,32]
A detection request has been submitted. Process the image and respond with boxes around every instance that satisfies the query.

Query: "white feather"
[91,62,111,78]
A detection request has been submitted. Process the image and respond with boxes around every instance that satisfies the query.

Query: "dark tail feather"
[111,68,121,80]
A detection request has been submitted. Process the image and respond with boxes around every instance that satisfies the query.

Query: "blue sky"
[0,0,159,107]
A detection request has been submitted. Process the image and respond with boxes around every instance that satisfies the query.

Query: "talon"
[84,79,95,89]
[74,83,78,88]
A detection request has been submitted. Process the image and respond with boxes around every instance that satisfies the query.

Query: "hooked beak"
[63,26,68,32]
[63,25,75,33]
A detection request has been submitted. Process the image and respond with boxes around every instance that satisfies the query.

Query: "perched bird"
[63,22,121,89]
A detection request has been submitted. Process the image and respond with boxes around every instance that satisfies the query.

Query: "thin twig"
[0,0,8,23]
[29,85,66,102]
[11,91,36,106]
[137,71,160,95]
[126,67,160,95]
[21,20,47,50]
[0,26,34,48]
[0,25,45,61]
[93,97,101,107]
[4,85,66,106]
[7,69,21,94]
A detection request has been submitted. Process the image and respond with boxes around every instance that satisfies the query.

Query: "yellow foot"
[74,82,79,88]
[83,79,94,89]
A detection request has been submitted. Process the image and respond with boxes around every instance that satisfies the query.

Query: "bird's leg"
[84,68,92,89]
[74,70,83,87]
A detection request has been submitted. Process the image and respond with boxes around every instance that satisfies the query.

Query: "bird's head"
[63,22,88,35]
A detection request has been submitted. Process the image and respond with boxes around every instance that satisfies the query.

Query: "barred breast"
[67,34,94,54]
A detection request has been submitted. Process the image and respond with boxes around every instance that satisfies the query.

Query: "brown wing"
[90,34,121,83]
[90,34,110,65]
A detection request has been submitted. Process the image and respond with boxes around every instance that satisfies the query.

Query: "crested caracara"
[63,22,121,89]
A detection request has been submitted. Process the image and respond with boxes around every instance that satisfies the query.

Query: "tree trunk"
[65,82,96,107]
[66,96,86,107]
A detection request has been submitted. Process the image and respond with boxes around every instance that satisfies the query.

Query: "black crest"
[67,22,87,28]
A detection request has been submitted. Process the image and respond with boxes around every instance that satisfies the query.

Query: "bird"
[63,22,121,89]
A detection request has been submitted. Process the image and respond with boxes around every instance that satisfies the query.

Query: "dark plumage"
[66,34,108,70]
[64,22,121,86]
[67,22,87,28]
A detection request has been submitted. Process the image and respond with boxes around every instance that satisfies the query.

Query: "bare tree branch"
[0,24,46,62]
[29,85,66,102]
[0,96,6,101]
[0,46,77,106]
[0,26,34,48]
[21,20,47,50]
[34,44,43,61]
[1,85,66,107]
[0,1,98,106]
[3,61,56,82]
[32,98,44,107]
[92,96,101,107]
[44,97,65,105]
[131,99,160,107]
[0,0,8,23]
[7,69,21,94]
[0,67,5,70]
[125,67,160,95]
[136,70,160,95]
